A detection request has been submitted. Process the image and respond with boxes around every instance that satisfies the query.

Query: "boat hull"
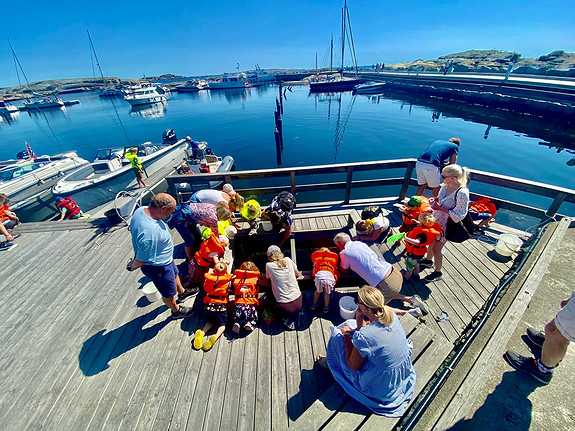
[309,78,360,92]
[23,101,65,109]
[354,82,386,94]
[124,95,167,106]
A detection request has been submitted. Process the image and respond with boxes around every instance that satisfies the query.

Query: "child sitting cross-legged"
[232,261,264,333]
[310,247,339,313]
[404,213,442,280]
[193,261,234,351]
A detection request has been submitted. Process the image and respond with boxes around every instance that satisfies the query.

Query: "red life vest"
[0,204,12,222]
[203,273,233,304]
[233,270,260,305]
[311,250,339,281]
[194,234,226,267]
[401,197,432,230]
[56,197,81,219]
[405,223,442,257]
[470,198,497,216]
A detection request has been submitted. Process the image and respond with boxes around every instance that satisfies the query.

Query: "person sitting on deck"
[316,286,416,417]
[55,196,85,222]
[232,261,264,333]
[199,161,211,173]
[355,206,390,243]
[128,193,197,319]
[193,261,234,351]
[398,196,432,233]
[333,232,428,317]
[265,245,302,331]
[468,197,497,228]
[239,199,261,236]
[403,213,442,281]
[261,191,295,247]
[310,247,339,314]
[0,193,19,243]
[124,147,147,188]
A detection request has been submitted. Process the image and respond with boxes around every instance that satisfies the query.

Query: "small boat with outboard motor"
[51,129,188,211]
[175,80,208,92]
[353,81,386,94]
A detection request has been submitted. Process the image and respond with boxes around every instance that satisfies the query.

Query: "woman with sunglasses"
[420,164,470,281]
[317,286,416,417]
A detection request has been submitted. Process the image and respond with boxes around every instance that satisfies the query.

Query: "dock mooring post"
[274,127,282,166]
[279,83,283,114]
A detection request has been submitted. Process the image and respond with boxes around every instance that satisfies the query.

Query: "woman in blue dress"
[318,285,416,417]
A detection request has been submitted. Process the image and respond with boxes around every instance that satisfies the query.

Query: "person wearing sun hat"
[265,245,302,330]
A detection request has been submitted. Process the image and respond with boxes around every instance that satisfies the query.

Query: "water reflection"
[0,111,20,126]
[208,88,251,103]
[27,106,68,121]
[129,101,167,118]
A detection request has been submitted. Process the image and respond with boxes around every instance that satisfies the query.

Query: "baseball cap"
[267,245,281,256]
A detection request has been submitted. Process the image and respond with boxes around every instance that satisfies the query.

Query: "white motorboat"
[0,101,19,115]
[247,65,276,84]
[98,87,124,97]
[123,84,167,106]
[52,131,188,211]
[208,73,249,90]
[353,81,386,94]
[175,80,208,92]
[0,151,89,200]
[23,96,65,110]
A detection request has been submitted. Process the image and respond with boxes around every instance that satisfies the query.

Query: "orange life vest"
[401,197,432,229]
[203,272,233,304]
[194,233,226,267]
[405,223,442,257]
[56,197,81,219]
[0,205,12,222]
[311,250,339,281]
[470,198,497,216]
[233,270,260,305]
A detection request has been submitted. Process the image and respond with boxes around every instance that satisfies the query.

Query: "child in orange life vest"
[55,196,84,221]
[187,228,227,286]
[310,247,339,313]
[193,261,234,351]
[404,212,442,280]
[398,196,432,233]
[468,198,497,228]
[232,261,265,333]
[0,193,19,242]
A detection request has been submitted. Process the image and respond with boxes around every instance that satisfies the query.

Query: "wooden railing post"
[290,171,296,197]
[399,161,415,200]
[546,192,567,218]
[345,167,353,204]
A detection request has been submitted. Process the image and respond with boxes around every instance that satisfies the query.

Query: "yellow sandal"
[202,335,218,351]
[192,330,203,350]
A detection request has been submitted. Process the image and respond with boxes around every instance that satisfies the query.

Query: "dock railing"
[165,158,575,219]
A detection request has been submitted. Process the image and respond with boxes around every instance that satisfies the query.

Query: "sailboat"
[310,0,360,92]
[8,40,66,110]
[87,31,123,97]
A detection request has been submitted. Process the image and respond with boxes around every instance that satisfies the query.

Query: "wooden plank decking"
[0,203,521,430]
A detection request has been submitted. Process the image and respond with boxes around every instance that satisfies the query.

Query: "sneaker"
[419,259,433,269]
[177,286,200,303]
[408,308,423,318]
[232,322,241,334]
[410,295,429,315]
[424,271,443,282]
[310,302,319,311]
[411,273,420,280]
[248,228,258,236]
[322,305,330,314]
[503,350,552,385]
[526,327,545,348]
[282,318,295,331]
[244,322,255,331]
[171,305,194,320]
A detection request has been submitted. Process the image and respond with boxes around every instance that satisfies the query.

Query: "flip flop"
[316,355,329,370]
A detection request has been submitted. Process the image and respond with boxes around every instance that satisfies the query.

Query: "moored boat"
[208,73,249,89]
[123,84,168,106]
[0,101,19,115]
[23,96,65,110]
[175,80,208,92]
[353,81,386,94]
[51,131,188,211]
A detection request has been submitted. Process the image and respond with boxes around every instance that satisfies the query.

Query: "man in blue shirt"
[415,137,461,197]
[129,193,197,319]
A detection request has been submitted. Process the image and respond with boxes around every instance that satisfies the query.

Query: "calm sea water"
[1,85,574,221]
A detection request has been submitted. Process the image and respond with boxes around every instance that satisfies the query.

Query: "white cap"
[222,183,236,196]
[267,245,281,256]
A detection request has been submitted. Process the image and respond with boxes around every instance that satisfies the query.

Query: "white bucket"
[495,234,523,257]
[339,296,358,320]
[142,283,162,302]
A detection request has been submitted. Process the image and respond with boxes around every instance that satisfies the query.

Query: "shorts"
[132,167,143,180]
[314,271,336,294]
[234,303,258,325]
[555,291,575,342]
[405,255,424,271]
[141,260,179,298]
[375,267,402,304]
[415,161,441,188]
[188,258,209,285]
[204,308,228,327]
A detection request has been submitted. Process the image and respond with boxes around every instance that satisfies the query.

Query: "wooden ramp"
[0,203,523,430]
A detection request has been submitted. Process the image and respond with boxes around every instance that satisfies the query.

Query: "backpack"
[166,203,193,229]
[361,205,382,220]
[276,191,295,212]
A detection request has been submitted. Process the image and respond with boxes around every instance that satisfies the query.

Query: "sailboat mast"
[340,1,346,77]
[315,52,318,75]
[87,30,108,87]
[8,39,32,93]
[330,34,333,73]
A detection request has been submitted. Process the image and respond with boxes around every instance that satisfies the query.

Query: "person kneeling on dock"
[0,193,19,243]
[55,196,87,222]
[310,247,339,314]
[128,193,197,319]
[193,261,233,351]
[261,191,295,247]
[232,261,264,333]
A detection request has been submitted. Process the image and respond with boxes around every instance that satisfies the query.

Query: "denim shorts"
[141,260,179,298]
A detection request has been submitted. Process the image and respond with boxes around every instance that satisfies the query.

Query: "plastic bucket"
[495,234,523,257]
[105,209,123,225]
[339,296,358,320]
[142,283,162,302]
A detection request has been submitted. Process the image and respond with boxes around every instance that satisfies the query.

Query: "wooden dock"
[0,201,527,431]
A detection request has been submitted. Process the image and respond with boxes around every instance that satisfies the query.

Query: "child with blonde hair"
[193,261,234,351]
[404,212,442,280]
[239,199,261,235]
[310,247,339,313]
[232,261,263,333]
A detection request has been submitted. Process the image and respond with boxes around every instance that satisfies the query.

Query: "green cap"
[201,227,212,240]
[408,196,422,207]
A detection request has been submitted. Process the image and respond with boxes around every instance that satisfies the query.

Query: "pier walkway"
[0,202,528,431]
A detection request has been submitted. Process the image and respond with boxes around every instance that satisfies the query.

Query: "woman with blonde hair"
[421,164,470,281]
[265,245,302,330]
[318,286,416,417]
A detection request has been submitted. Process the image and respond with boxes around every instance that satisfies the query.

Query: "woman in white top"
[355,213,390,243]
[190,184,245,212]
[265,245,302,330]
[422,164,470,282]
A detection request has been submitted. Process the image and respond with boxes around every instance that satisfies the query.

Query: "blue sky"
[1,0,573,86]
